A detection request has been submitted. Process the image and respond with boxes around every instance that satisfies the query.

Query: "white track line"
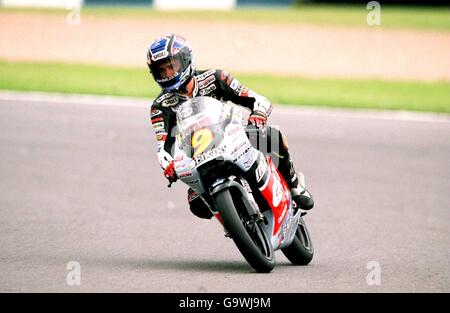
[0,91,150,108]
[274,106,450,124]
[0,90,449,123]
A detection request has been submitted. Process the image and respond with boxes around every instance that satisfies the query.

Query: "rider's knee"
[280,131,289,150]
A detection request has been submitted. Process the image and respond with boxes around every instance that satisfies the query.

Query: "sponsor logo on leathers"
[199,84,217,96]
[162,97,179,107]
[229,78,240,91]
[153,122,165,130]
[155,93,174,103]
[198,75,216,89]
[151,109,162,117]
[196,69,216,81]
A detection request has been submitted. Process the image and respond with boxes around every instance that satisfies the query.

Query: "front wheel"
[213,189,275,273]
[281,217,314,265]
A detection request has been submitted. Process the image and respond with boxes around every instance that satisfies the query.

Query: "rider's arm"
[216,70,273,118]
[150,104,175,171]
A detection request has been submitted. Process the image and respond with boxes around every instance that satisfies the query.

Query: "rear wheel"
[213,189,275,273]
[281,216,314,265]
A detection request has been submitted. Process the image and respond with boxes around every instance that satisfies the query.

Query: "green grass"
[238,73,450,113]
[0,61,157,98]
[2,5,450,31]
[1,60,449,113]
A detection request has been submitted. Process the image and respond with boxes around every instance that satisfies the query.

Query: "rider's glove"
[163,161,177,182]
[248,111,267,128]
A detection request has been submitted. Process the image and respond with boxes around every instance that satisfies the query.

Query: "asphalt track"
[0,92,449,292]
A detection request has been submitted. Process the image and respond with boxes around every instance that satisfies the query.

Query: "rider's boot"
[275,133,314,211]
[188,188,230,237]
[279,154,314,211]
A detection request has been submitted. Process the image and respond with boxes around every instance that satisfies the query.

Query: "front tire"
[281,216,314,265]
[213,189,275,273]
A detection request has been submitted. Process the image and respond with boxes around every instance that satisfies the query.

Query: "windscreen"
[176,97,229,158]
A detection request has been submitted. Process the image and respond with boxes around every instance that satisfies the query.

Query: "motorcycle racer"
[147,34,314,219]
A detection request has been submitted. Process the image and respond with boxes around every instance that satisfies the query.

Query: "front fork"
[210,178,266,227]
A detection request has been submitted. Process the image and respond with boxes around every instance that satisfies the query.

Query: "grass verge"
[1,60,449,113]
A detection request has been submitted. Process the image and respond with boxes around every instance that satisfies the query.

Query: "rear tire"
[281,217,314,265]
[214,189,275,273]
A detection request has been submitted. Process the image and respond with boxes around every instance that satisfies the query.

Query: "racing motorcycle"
[170,96,313,273]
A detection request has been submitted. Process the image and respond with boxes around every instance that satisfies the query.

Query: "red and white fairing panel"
[258,158,293,248]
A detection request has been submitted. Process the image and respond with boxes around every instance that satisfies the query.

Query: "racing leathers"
[150,69,308,219]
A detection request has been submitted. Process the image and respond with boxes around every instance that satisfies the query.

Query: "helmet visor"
[149,53,189,90]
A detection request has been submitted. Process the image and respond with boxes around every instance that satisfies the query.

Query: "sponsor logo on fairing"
[194,146,226,165]
[255,159,268,183]
[178,171,193,178]
[273,179,283,208]
[227,126,242,137]
[279,208,294,242]
[232,147,250,163]
[175,156,188,170]
[188,191,198,202]
[185,179,200,185]
[242,149,257,169]
[230,140,248,156]
[259,159,290,236]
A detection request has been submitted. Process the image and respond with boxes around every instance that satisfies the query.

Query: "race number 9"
[192,128,213,157]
